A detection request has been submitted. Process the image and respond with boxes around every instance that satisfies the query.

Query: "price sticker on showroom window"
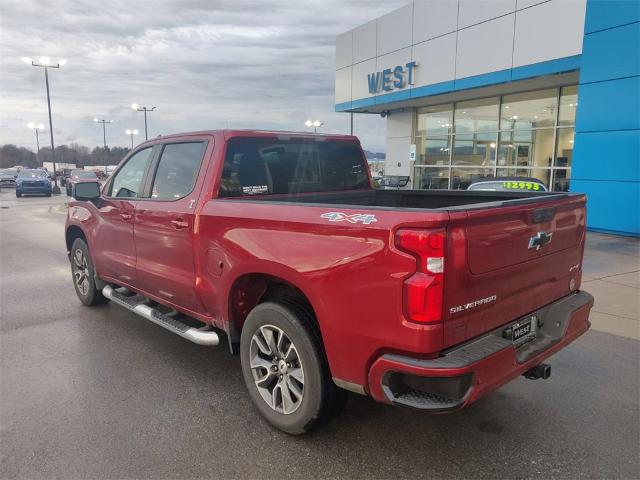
[503,181,541,191]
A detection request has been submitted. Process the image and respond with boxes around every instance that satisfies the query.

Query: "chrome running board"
[102,285,219,346]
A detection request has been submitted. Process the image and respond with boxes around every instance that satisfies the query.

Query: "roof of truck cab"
[140,129,360,143]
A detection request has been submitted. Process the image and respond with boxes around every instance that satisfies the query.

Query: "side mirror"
[72,181,101,204]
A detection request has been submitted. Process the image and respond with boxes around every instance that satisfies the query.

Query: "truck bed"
[228,188,573,210]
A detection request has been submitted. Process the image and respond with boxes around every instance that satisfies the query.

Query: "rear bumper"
[368,291,593,411]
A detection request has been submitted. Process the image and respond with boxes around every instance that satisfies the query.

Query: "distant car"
[467,176,548,192]
[59,169,73,186]
[66,170,99,196]
[0,169,18,188]
[15,169,52,197]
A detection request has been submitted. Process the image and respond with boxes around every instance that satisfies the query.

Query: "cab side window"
[109,147,153,198]
[150,142,206,200]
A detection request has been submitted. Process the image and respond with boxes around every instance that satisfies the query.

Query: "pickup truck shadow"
[73,307,637,479]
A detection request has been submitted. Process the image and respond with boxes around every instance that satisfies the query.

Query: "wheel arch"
[227,272,321,353]
[65,225,87,253]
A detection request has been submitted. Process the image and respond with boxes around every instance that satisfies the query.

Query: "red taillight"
[395,229,445,324]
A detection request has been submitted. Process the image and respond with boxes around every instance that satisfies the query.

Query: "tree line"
[0,144,130,170]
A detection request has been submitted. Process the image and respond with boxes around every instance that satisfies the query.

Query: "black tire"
[240,301,346,435]
[46,192,52,197]
[15,192,21,198]
[70,238,109,306]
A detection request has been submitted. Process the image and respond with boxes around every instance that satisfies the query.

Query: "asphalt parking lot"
[1,190,639,479]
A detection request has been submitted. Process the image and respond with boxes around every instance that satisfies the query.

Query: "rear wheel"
[240,301,346,434]
[70,238,108,306]
[15,192,21,198]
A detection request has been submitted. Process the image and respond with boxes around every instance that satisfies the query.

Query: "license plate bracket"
[509,316,537,345]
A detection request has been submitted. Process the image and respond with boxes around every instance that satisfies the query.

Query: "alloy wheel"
[72,248,90,296]
[249,324,305,414]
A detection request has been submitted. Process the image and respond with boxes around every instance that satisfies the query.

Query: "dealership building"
[335,0,639,235]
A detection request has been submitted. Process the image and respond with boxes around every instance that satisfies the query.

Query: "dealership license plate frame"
[511,316,537,346]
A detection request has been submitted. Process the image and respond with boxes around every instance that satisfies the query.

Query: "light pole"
[125,129,139,149]
[93,118,113,148]
[305,119,324,133]
[27,122,44,153]
[131,103,156,140]
[23,56,65,193]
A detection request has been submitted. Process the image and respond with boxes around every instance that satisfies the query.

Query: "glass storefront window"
[500,89,557,130]
[558,86,578,126]
[452,167,494,190]
[553,168,571,192]
[414,137,451,166]
[454,97,499,134]
[414,166,450,190]
[452,133,496,167]
[555,128,574,167]
[497,129,554,187]
[416,104,453,137]
[412,85,577,192]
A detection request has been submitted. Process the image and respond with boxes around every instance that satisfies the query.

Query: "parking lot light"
[131,103,156,140]
[305,119,323,133]
[93,118,113,149]
[125,129,139,149]
[27,122,44,153]
[26,56,64,194]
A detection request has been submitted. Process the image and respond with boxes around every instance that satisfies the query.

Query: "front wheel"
[70,238,108,306]
[240,301,346,434]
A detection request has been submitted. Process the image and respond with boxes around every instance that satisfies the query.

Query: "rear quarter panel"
[195,199,449,388]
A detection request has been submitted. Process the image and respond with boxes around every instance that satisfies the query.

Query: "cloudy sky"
[0,0,408,154]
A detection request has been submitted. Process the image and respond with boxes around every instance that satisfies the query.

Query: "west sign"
[367,62,417,94]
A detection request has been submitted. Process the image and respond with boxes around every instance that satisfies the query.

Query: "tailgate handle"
[532,207,555,224]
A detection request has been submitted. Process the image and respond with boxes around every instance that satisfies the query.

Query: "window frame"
[104,145,159,200]
[413,84,578,191]
[216,137,370,198]
[142,140,208,202]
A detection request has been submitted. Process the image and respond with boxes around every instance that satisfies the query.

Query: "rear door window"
[150,142,206,200]
[219,138,368,197]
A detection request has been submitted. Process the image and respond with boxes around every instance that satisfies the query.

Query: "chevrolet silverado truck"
[65,130,593,434]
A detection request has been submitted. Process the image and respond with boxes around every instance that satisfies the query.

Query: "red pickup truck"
[65,130,593,434]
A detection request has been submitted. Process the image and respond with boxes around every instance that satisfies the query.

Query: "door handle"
[170,219,189,230]
[120,213,132,221]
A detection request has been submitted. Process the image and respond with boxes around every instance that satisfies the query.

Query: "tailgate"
[442,194,586,348]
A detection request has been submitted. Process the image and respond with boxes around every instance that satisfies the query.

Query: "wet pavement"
[1,191,639,479]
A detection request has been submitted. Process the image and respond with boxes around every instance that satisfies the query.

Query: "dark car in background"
[59,169,74,187]
[66,170,99,196]
[468,177,548,192]
[0,169,18,188]
[15,169,52,197]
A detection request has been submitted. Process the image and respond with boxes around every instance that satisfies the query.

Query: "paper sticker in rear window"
[242,185,269,195]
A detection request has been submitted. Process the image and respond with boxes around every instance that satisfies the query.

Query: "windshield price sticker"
[503,181,541,191]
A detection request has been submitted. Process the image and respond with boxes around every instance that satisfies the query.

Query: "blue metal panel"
[511,55,582,81]
[410,80,456,98]
[571,179,639,235]
[375,89,411,105]
[454,69,511,91]
[339,56,581,111]
[572,130,640,182]
[581,22,640,83]
[575,76,640,132]
[351,97,376,109]
[335,101,352,112]
[584,0,640,34]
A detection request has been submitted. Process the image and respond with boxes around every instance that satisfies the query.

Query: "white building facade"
[335,0,640,236]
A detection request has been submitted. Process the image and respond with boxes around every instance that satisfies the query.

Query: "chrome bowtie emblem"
[529,231,553,250]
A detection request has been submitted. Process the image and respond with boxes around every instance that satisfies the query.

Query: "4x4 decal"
[320,212,378,225]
